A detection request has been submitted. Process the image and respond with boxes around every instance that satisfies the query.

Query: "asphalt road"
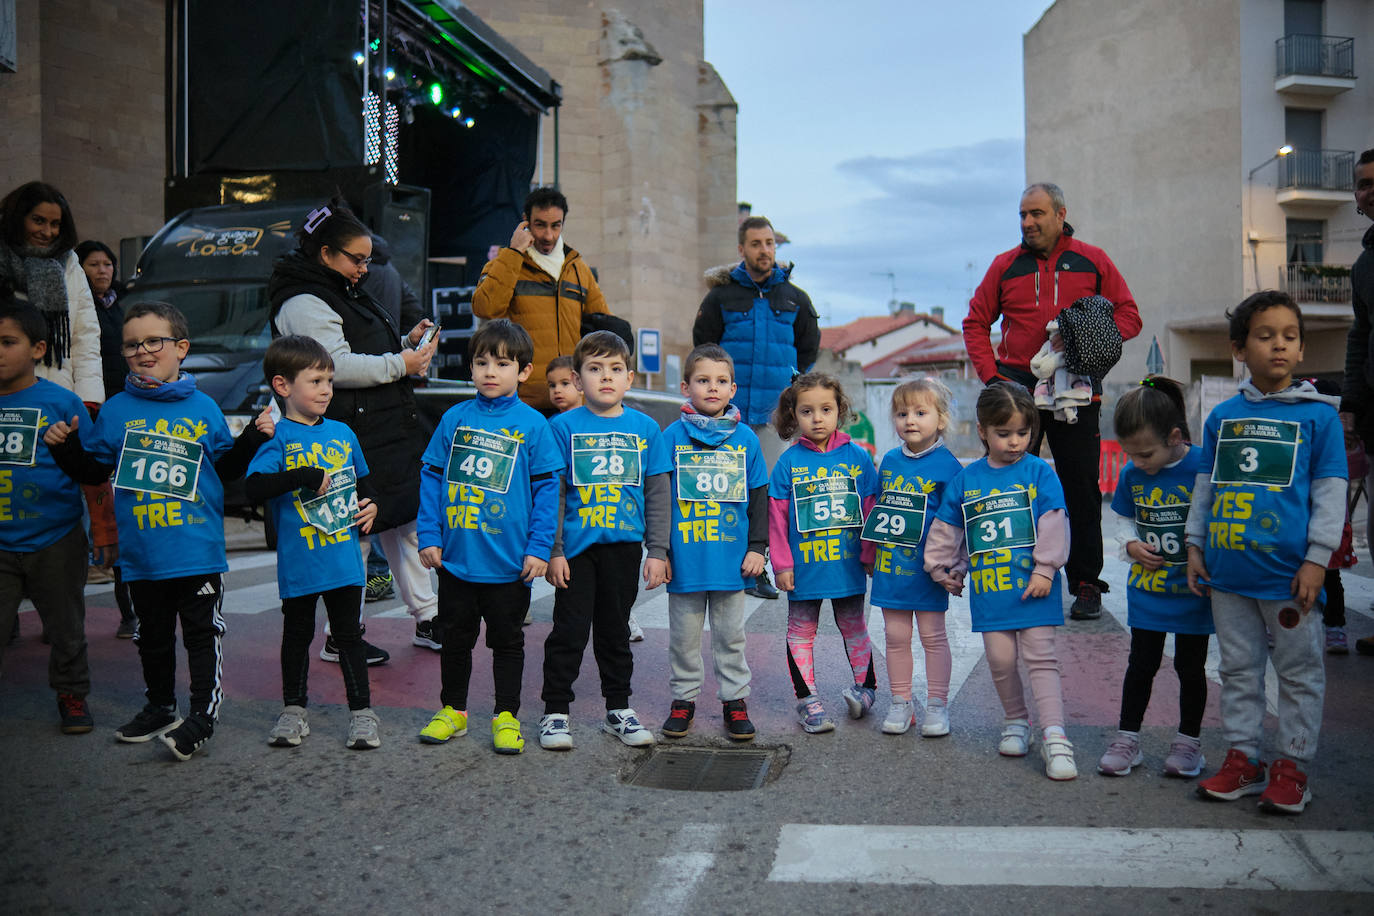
[3,518,1373,915]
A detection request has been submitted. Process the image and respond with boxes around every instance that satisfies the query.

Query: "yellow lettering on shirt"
[130,494,186,530]
[298,526,353,550]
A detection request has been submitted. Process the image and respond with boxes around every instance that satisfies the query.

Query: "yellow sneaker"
[419,706,467,744]
[492,711,525,755]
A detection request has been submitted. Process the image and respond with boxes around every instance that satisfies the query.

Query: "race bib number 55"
[114,429,202,500]
[793,475,861,533]
[963,489,1036,555]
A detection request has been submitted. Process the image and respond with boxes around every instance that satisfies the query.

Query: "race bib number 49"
[860,489,927,547]
[1134,501,1188,566]
[1211,418,1299,488]
[793,475,861,533]
[571,432,642,487]
[446,427,520,494]
[963,489,1036,555]
[0,407,41,467]
[114,429,202,500]
[675,449,747,502]
[296,465,359,536]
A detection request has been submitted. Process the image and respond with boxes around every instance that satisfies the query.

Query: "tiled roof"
[819,311,955,352]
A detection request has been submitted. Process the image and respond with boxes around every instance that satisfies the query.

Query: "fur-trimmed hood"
[704,260,794,287]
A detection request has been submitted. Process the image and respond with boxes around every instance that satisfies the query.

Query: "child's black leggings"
[1118,627,1209,737]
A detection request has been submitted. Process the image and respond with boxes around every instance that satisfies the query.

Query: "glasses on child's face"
[334,248,373,267]
[121,336,182,357]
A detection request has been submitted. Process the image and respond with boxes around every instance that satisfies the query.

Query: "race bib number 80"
[571,432,642,487]
[1211,418,1299,488]
[114,429,202,500]
[675,449,747,502]
[0,407,42,467]
[963,489,1036,555]
[793,475,862,533]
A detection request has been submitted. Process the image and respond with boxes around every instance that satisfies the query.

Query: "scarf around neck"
[0,240,71,369]
[679,401,741,447]
[527,236,566,281]
[125,371,198,401]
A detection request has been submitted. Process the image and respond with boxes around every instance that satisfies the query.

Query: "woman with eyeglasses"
[268,198,442,658]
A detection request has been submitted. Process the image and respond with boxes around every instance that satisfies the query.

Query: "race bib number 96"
[1133,501,1189,566]
[571,432,642,487]
[0,407,41,467]
[793,475,861,533]
[675,449,747,503]
[963,489,1036,555]
[114,429,202,500]
[1211,418,1299,488]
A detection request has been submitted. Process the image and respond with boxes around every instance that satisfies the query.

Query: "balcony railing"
[1276,34,1355,78]
[1280,263,1352,304]
[1278,149,1355,191]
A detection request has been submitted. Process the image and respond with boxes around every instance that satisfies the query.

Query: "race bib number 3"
[963,489,1036,555]
[114,429,202,500]
[860,489,927,547]
[296,465,359,536]
[793,475,861,533]
[1134,501,1189,566]
[0,407,42,467]
[571,432,642,487]
[675,449,747,502]
[446,427,520,494]
[1211,418,1299,488]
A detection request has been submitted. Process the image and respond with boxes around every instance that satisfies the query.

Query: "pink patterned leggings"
[982,626,1064,729]
[881,609,952,702]
[786,595,875,699]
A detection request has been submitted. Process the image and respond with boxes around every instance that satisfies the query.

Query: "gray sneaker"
[841,683,876,719]
[1097,731,1143,776]
[347,708,381,750]
[921,699,951,737]
[796,695,835,734]
[1163,735,1206,778]
[268,705,309,747]
[881,697,914,735]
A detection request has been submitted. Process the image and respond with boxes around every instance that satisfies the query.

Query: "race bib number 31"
[1211,418,1299,488]
[860,489,927,547]
[114,429,202,500]
[296,465,359,536]
[963,489,1036,555]
[793,475,861,533]
[675,449,747,502]
[571,432,642,487]
[0,407,42,467]
[446,427,520,494]
[1134,501,1189,566]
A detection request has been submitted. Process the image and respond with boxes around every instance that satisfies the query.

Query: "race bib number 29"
[860,489,927,547]
[114,429,202,500]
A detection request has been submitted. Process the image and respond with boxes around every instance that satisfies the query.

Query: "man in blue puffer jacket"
[693,215,820,597]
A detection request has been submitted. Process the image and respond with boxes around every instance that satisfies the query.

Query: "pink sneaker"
[1163,735,1206,778]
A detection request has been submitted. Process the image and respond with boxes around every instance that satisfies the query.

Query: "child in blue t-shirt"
[245,336,381,751]
[416,320,561,755]
[1099,377,1213,779]
[0,300,97,734]
[44,301,271,761]
[767,372,879,734]
[925,382,1077,780]
[863,379,963,738]
[1186,292,1345,815]
[538,331,671,751]
[660,344,768,741]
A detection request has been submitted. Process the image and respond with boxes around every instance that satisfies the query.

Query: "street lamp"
[1248,144,1293,181]
[1246,145,1295,289]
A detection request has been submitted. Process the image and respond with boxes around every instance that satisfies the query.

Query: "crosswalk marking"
[768,824,1374,891]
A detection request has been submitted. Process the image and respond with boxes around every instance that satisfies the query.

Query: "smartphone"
[415,325,438,349]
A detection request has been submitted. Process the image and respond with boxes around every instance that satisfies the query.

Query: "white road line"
[768,825,1374,891]
[632,823,723,915]
[220,582,283,615]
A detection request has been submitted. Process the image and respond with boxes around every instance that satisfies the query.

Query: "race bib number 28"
[0,407,41,467]
[571,432,642,487]
[114,429,202,500]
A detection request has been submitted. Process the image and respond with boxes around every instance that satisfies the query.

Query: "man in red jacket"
[964,183,1142,620]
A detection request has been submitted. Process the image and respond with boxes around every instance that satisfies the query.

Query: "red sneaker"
[56,693,94,734]
[1196,748,1267,801]
[1258,759,1311,814]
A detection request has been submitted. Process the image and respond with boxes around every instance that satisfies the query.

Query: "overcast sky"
[703,0,1055,328]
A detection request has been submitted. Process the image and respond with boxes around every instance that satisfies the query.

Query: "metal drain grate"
[625,746,774,791]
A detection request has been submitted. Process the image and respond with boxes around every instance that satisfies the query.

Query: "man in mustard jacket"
[472,187,609,411]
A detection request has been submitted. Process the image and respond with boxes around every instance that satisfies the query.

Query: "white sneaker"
[539,713,573,750]
[999,718,1031,756]
[268,705,309,747]
[921,700,950,737]
[603,708,655,747]
[1042,731,1078,780]
[881,697,914,735]
[628,613,645,642]
[346,708,381,750]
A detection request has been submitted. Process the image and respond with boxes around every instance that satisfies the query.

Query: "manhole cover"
[625,746,778,791]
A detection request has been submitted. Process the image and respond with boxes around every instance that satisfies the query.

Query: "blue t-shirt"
[247,417,369,600]
[1110,445,1213,634]
[663,416,769,594]
[82,386,236,581]
[869,443,964,612]
[550,405,671,558]
[768,438,879,601]
[0,379,87,552]
[1199,393,1346,601]
[418,393,562,584]
[934,454,1066,632]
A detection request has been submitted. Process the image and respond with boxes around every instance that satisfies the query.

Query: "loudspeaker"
[364,183,430,306]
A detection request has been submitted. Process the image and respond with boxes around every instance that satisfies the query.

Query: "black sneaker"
[723,698,756,741]
[115,702,181,743]
[1069,582,1102,620]
[661,700,694,738]
[161,711,215,761]
[56,693,94,734]
[115,617,136,639]
[413,618,442,650]
[320,625,390,665]
[746,574,780,600]
[364,573,395,603]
